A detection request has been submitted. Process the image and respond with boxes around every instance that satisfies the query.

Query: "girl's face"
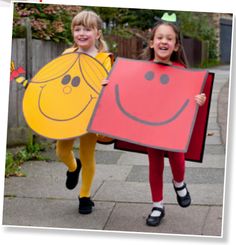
[73,25,100,52]
[150,24,179,64]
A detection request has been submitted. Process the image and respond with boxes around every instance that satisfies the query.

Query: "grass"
[5,142,49,177]
[5,151,25,177]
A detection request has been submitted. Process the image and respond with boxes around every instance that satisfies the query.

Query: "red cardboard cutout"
[89,58,211,153]
[114,72,214,162]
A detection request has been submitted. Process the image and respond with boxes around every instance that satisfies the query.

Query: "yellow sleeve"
[103,56,112,72]
[95,52,114,72]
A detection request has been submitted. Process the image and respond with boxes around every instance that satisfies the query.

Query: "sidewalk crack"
[102,202,116,230]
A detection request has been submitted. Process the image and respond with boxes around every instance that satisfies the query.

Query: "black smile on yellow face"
[37,74,97,121]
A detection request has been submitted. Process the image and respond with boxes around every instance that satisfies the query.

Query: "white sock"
[173,180,187,197]
[151,201,163,217]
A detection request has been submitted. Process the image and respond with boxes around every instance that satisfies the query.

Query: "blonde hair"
[71,10,108,52]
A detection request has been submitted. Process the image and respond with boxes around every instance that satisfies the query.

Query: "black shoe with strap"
[79,197,95,214]
[173,182,191,208]
[146,207,165,226]
[65,158,81,190]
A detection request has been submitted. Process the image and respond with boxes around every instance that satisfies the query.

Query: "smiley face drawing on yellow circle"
[23,52,108,139]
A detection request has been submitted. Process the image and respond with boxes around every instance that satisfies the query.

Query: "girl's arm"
[101,55,113,86]
[195,93,206,106]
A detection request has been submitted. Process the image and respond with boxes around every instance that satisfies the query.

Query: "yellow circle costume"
[23,50,109,139]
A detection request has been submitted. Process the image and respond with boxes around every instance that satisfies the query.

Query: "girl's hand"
[195,93,206,106]
[101,79,109,86]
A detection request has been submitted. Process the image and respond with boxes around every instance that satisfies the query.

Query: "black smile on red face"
[114,70,190,126]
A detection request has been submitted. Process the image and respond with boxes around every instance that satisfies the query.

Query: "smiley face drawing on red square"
[88,58,209,152]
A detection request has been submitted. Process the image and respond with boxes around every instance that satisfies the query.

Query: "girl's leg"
[147,148,165,202]
[56,139,77,171]
[168,152,185,183]
[146,148,165,226]
[56,139,81,190]
[168,151,186,195]
[79,133,97,198]
[168,152,191,207]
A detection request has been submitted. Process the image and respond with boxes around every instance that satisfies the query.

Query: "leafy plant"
[5,152,25,177]
[13,3,81,44]
[178,12,218,61]
[5,142,48,177]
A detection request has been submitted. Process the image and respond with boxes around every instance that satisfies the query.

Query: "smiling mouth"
[79,38,88,42]
[160,47,168,50]
[115,84,189,126]
[38,85,96,121]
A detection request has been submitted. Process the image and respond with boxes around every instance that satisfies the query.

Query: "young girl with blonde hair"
[56,10,113,214]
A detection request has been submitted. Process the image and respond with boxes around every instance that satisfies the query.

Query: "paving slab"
[204,145,225,154]
[94,181,224,205]
[95,151,123,165]
[126,165,225,184]
[104,203,222,237]
[4,161,89,199]
[207,122,221,130]
[187,184,224,205]
[95,164,132,181]
[117,149,225,168]
[205,135,222,145]
[117,152,148,166]
[4,161,133,199]
[186,154,225,168]
[218,82,229,146]
[207,115,219,124]
[3,197,114,230]
[94,180,152,203]
[202,206,223,236]
[40,148,123,164]
[3,197,222,237]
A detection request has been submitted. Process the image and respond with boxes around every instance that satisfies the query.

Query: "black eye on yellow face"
[61,74,80,87]
[61,74,71,85]
[71,76,80,87]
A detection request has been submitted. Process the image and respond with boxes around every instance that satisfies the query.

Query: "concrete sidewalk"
[2,65,230,237]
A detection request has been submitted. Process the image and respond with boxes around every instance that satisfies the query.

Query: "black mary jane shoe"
[173,182,191,208]
[79,197,95,214]
[66,158,81,190]
[146,207,165,226]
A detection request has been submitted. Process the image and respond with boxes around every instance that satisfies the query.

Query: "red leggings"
[147,148,185,202]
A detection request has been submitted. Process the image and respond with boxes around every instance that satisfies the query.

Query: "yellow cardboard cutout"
[23,52,108,139]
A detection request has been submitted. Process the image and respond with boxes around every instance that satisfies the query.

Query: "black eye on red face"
[160,74,169,84]
[61,74,80,87]
[145,71,154,80]
[144,71,170,85]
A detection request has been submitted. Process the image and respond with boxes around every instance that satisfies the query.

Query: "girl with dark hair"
[144,19,206,226]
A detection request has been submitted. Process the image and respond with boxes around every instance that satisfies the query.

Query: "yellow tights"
[56,133,97,198]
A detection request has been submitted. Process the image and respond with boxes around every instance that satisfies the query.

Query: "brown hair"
[71,10,108,52]
[142,21,188,67]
